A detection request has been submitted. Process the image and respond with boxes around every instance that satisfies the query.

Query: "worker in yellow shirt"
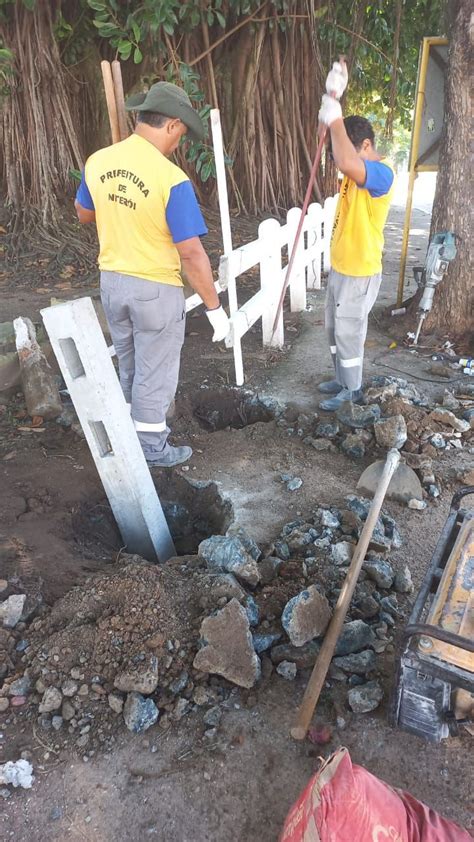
[317,63,395,411]
[75,82,230,466]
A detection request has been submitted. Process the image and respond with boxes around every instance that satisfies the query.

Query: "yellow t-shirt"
[330,159,395,277]
[78,134,207,286]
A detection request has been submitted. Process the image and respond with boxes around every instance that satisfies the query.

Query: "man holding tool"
[75,82,230,467]
[317,63,395,411]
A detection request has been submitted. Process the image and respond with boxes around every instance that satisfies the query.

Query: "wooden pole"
[111,60,128,141]
[291,448,401,741]
[101,60,120,144]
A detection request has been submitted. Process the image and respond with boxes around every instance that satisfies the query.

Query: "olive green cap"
[125,81,204,142]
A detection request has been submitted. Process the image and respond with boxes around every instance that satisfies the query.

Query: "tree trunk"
[426,0,473,337]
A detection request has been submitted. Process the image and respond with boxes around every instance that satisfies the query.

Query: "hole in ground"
[72,473,234,559]
[192,388,275,431]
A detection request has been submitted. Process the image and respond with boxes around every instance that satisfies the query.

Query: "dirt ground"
[1,204,473,841]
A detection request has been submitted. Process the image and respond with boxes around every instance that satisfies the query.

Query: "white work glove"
[318,94,343,126]
[325,61,348,99]
[206,305,230,342]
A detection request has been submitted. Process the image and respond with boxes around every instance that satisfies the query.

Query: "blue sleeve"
[165,181,208,243]
[76,170,95,211]
[362,160,394,198]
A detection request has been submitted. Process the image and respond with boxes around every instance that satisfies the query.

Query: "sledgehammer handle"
[291,448,401,740]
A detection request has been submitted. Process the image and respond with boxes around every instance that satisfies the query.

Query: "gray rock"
[352,594,380,619]
[315,422,340,439]
[310,437,336,452]
[39,687,62,713]
[331,542,354,566]
[244,596,260,627]
[333,649,376,675]
[381,514,403,549]
[173,698,190,721]
[341,433,366,459]
[49,806,63,821]
[197,572,246,609]
[203,705,222,727]
[374,415,407,449]
[169,671,189,696]
[357,461,423,503]
[273,541,290,561]
[319,509,340,529]
[287,477,303,492]
[348,680,383,713]
[252,632,281,654]
[336,402,381,429]
[430,433,446,449]
[428,484,441,498]
[51,715,63,731]
[313,537,331,550]
[226,527,261,561]
[379,594,400,617]
[114,656,159,695]
[276,661,297,680]
[61,700,75,721]
[192,686,218,707]
[408,498,427,510]
[108,693,124,715]
[61,680,78,698]
[429,408,470,433]
[193,599,261,689]
[123,693,159,734]
[8,676,31,697]
[258,557,282,585]
[270,641,320,669]
[335,621,376,656]
[198,536,261,587]
[0,594,26,628]
[0,698,9,713]
[286,526,318,551]
[346,495,370,519]
[362,558,394,589]
[394,564,414,594]
[281,586,332,647]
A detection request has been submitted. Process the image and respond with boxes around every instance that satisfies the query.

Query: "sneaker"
[319,389,363,412]
[146,445,192,468]
[318,379,342,395]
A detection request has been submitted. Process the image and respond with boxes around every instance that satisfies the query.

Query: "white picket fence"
[185,194,338,385]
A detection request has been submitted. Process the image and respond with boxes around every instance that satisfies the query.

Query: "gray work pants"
[325,269,382,391]
[100,271,186,456]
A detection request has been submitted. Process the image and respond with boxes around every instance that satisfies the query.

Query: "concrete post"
[41,297,176,563]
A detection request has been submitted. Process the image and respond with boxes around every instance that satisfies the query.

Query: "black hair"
[343,116,375,150]
[137,111,170,129]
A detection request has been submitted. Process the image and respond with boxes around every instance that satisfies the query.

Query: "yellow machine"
[392,488,474,741]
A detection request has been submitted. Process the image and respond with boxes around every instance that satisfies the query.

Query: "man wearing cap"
[75,82,230,467]
[316,63,395,412]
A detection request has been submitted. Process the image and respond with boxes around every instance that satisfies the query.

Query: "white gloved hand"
[325,61,348,99]
[206,305,230,342]
[318,94,343,126]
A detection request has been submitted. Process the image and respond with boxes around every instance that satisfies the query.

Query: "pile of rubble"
[282,376,474,496]
[1,501,410,752]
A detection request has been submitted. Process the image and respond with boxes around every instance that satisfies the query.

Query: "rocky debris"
[39,687,62,713]
[0,760,34,789]
[428,408,470,433]
[394,564,414,594]
[197,573,246,610]
[348,680,383,713]
[315,422,340,439]
[270,641,320,669]
[335,621,376,656]
[333,650,376,675]
[252,633,281,654]
[193,599,260,689]
[114,656,159,695]
[285,476,303,492]
[331,542,354,566]
[357,460,423,503]
[0,595,26,629]
[341,432,367,459]
[244,596,260,627]
[337,402,381,429]
[362,558,395,589]
[198,536,261,587]
[123,692,159,734]
[8,676,31,697]
[276,661,297,680]
[226,527,261,561]
[281,586,332,647]
[408,498,427,510]
[0,698,9,713]
[374,415,407,450]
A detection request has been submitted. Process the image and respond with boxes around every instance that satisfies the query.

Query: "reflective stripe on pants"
[100,271,186,455]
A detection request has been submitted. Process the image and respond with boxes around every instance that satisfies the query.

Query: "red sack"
[280,747,472,842]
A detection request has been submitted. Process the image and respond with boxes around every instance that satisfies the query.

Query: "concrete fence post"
[41,297,176,564]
